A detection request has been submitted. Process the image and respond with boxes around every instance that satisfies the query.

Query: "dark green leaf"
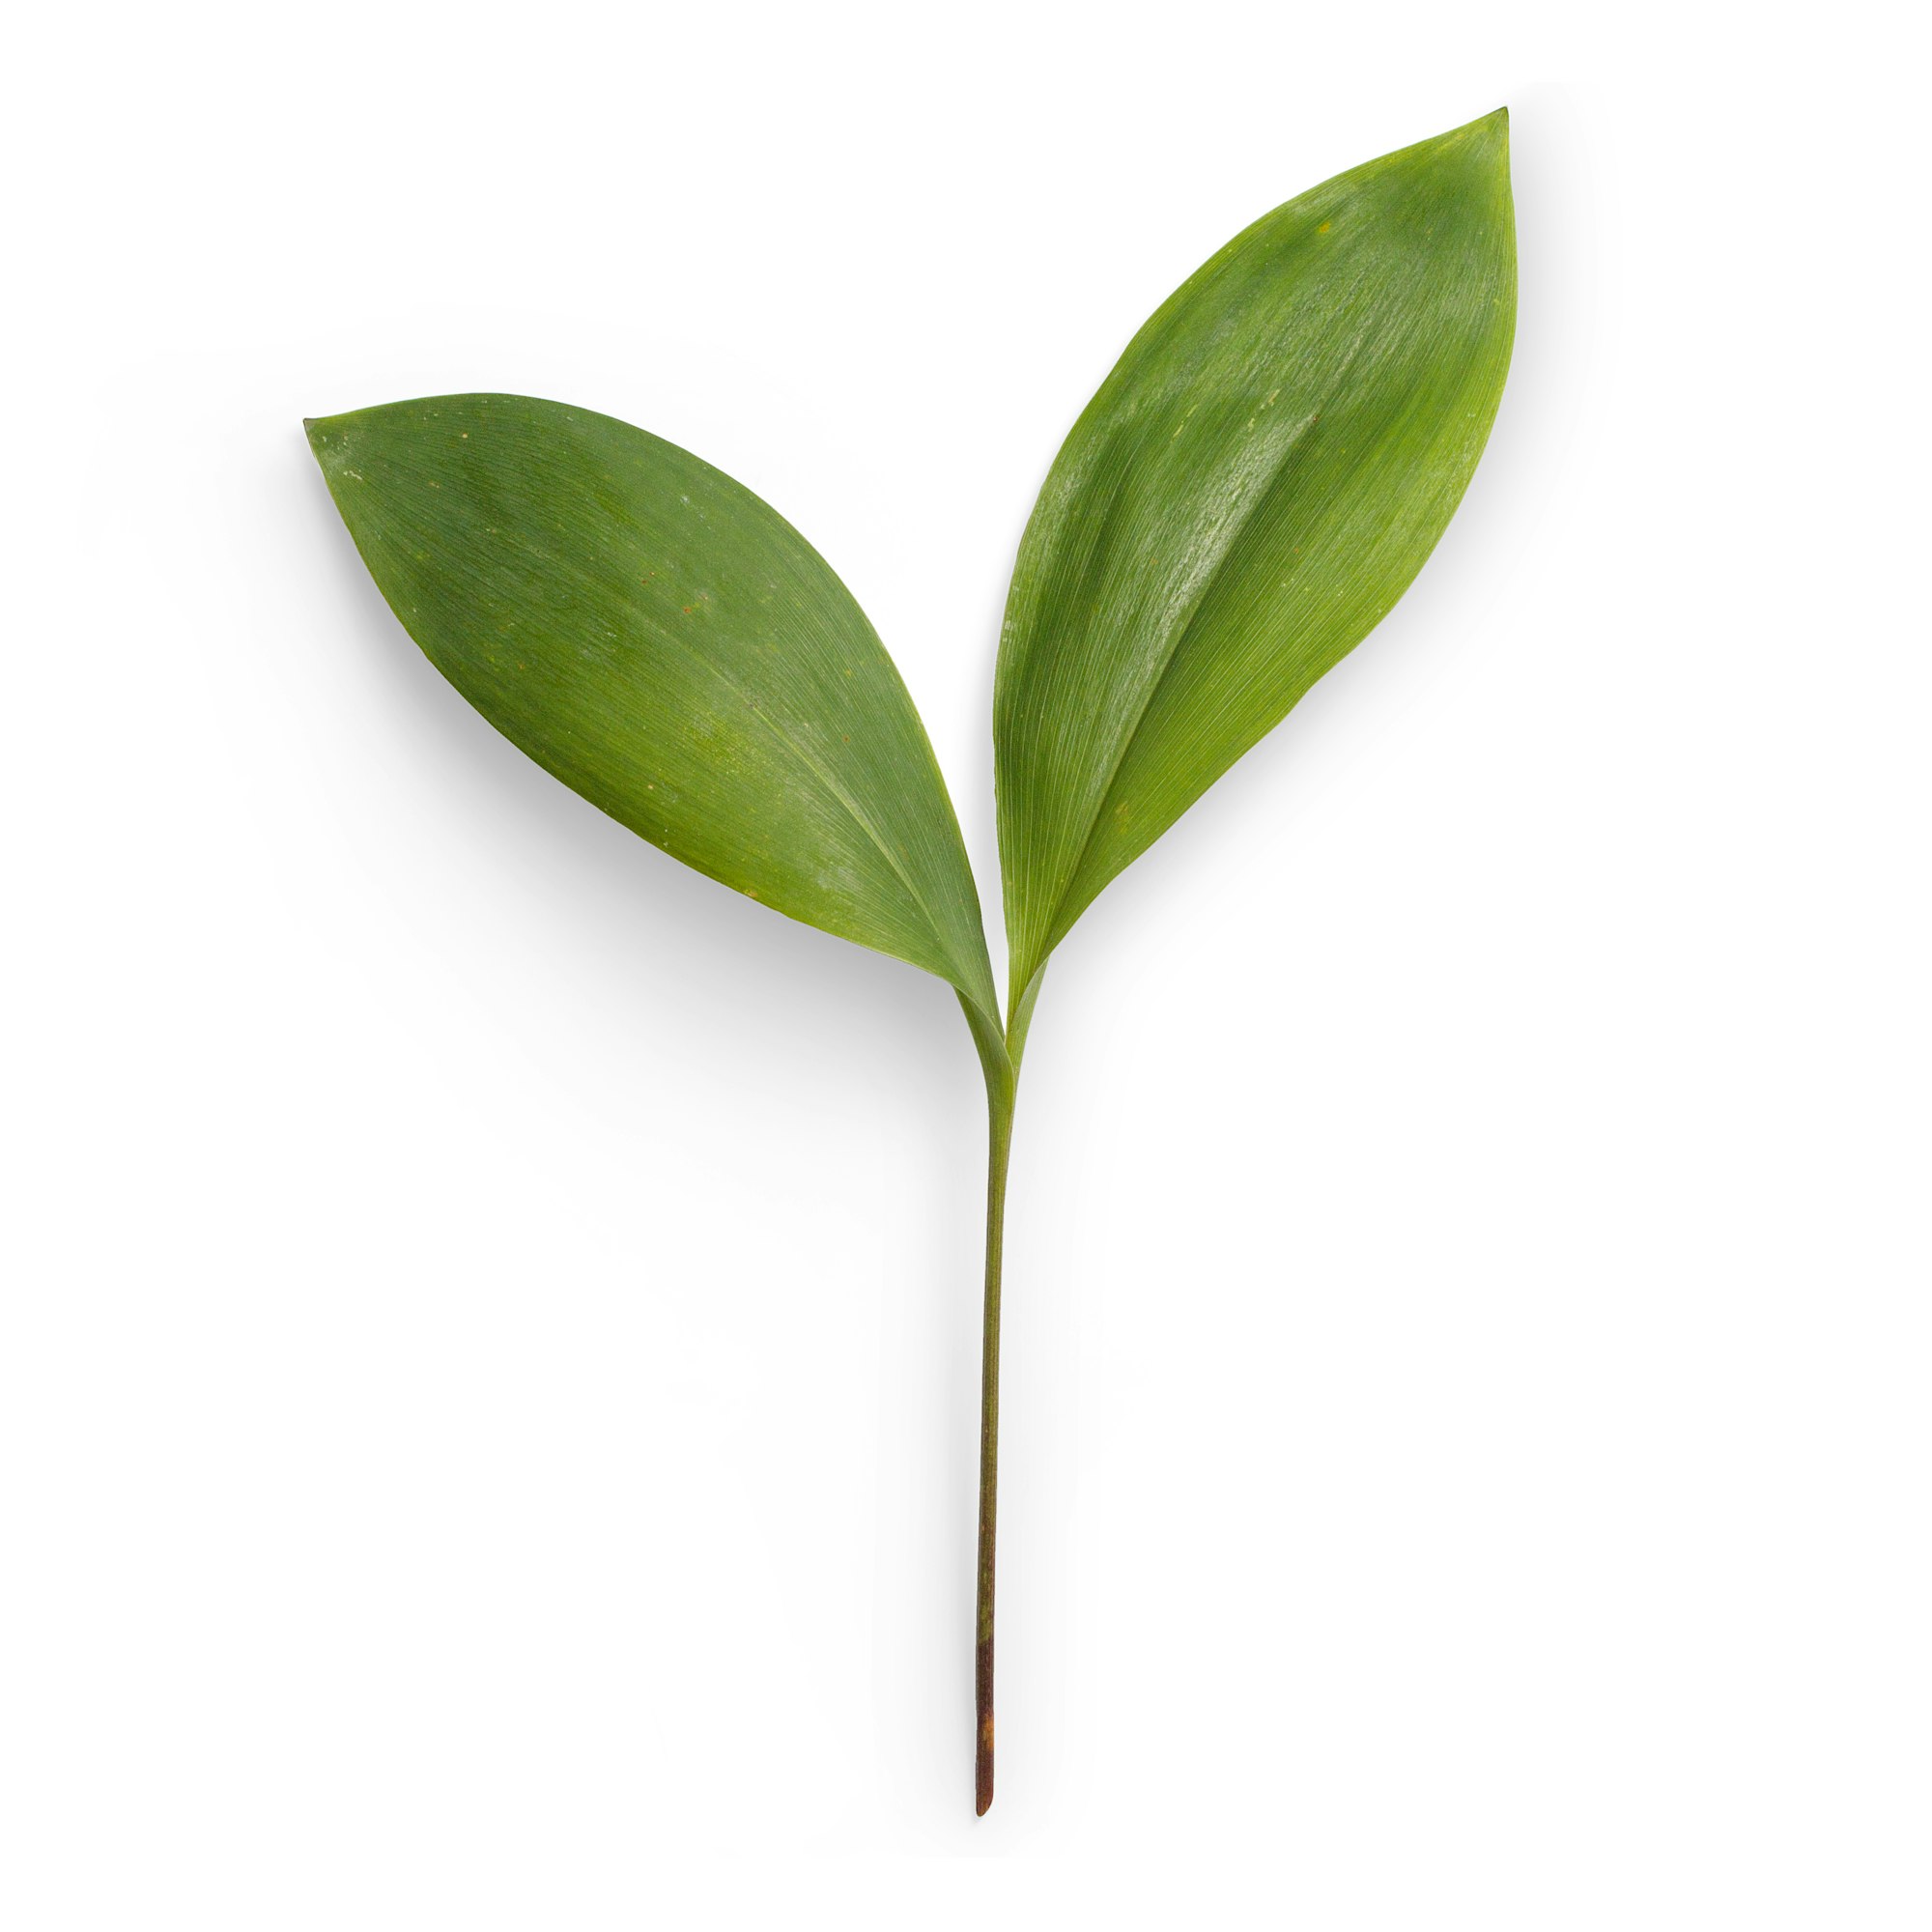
[308,395,999,1023]
[994,110,1517,1006]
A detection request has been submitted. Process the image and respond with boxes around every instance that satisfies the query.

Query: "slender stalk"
[974,1077,1015,1815]
[960,971,1038,1816]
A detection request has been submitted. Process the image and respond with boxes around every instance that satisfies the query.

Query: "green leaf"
[308,394,999,1023]
[994,110,1517,1006]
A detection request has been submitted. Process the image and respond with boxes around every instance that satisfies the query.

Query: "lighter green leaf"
[994,111,1517,1006]
[308,394,999,1024]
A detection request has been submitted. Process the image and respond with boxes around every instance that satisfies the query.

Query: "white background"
[4,2,1925,1923]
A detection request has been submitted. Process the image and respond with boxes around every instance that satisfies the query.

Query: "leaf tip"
[1474,106,1511,167]
[1419,106,1512,200]
[303,412,355,481]
[1452,104,1510,151]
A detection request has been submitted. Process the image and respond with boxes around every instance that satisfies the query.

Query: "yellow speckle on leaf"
[1317,220,1331,234]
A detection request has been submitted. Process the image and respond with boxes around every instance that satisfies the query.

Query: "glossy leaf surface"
[994,111,1517,1004]
[309,395,998,1021]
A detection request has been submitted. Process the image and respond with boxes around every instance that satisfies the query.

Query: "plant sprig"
[309,109,1517,1814]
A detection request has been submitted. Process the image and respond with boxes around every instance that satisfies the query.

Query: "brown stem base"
[975,1635,995,1815]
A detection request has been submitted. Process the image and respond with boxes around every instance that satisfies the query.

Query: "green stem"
[960,971,1040,1817]
[975,1073,1014,1815]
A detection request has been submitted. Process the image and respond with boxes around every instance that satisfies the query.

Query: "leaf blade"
[995,111,1517,1002]
[309,394,999,1020]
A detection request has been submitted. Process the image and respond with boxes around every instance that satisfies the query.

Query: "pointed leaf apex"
[1456,107,1511,163]
[1428,107,1510,162]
